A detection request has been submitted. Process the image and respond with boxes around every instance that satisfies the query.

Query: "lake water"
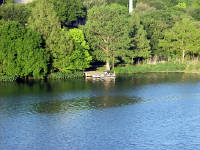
[1,73,200,150]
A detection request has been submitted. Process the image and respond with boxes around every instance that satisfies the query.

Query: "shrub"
[47,72,84,80]
[0,75,17,82]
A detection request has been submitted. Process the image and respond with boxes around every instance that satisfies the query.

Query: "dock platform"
[84,71,116,79]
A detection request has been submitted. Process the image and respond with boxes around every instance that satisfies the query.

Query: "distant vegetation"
[0,0,200,80]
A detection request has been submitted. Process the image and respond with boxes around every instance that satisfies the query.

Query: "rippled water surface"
[1,73,200,150]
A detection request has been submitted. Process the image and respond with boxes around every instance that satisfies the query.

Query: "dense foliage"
[0,21,48,78]
[159,19,200,62]
[0,4,31,24]
[28,0,92,73]
[68,28,92,71]
[49,0,86,26]
[84,4,130,70]
[0,0,200,80]
[28,0,73,73]
[127,13,151,64]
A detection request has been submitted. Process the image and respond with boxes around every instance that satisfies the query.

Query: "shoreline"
[1,71,200,82]
[116,71,200,74]
[2,62,200,81]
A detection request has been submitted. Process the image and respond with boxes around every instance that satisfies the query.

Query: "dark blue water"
[1,73,200,150]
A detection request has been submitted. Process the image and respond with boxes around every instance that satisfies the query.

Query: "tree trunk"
[131,57,134,65]
[106,58,110,71]
[112,55,114,69]
[182,50,185,63]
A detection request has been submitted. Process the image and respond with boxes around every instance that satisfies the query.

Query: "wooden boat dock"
[84,71,116,79]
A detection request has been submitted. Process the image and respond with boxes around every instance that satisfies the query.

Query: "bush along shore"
[0,72,84,81]
[0,75,17,82]
[47,72,85,80]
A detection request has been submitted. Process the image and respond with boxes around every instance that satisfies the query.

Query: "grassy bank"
[2,63,200,82]
[47,72,84,80]
[0,72,84,82]
[0,75,17,82]
[113,62,200,74]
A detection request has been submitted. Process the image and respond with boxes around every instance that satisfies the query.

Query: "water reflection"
[1,73,200,98]
[85,77,115,88]
[0,79,90,97]
[1,73,200,150]
[32,96,142,114]
[1,73,200,116]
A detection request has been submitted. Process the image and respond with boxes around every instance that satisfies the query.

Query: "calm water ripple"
[1,73,200,150]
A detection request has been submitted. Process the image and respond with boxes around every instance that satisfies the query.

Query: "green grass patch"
[185,63,200,73]
[96,66,106,71]
[0,75,17,82]
[47,72,84,80]
[114,62,186,74]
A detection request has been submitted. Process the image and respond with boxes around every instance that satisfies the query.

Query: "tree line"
[0,0,200,79]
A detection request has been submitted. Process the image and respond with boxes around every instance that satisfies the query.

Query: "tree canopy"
[0,21,48,78]
[127,13,151,64]
[159,18,200,62]
[84,4,130,70]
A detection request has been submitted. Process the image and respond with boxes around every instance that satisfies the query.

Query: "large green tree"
[127,13,151,64]
[159,18,200,62]
[84,4,130,70]
[28,0,74,72]
[28,0,60,41]
[66,28,92,71]
[141,8,186,57]
[0,21,48,78]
